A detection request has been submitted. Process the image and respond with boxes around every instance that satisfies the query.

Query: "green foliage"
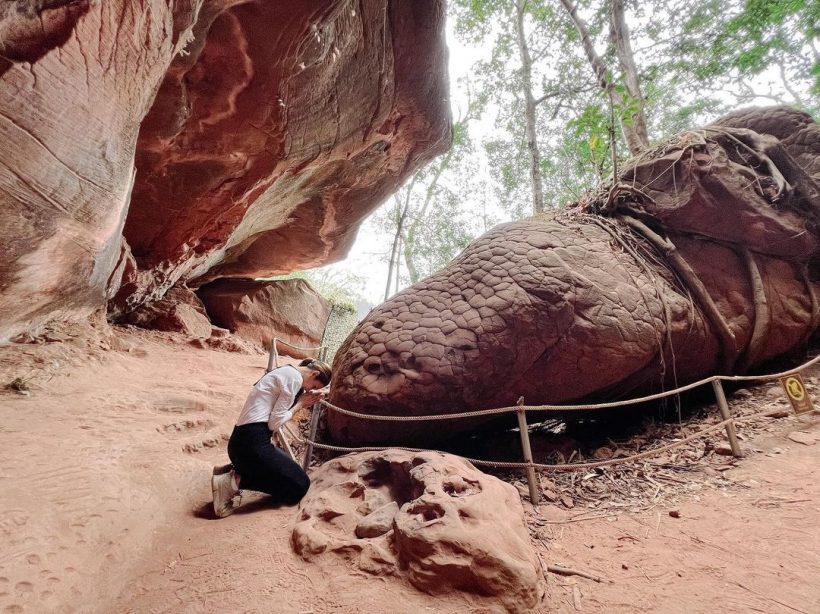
[448,0,817,224]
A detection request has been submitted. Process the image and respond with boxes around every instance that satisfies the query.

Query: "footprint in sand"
[24,555,39,566]
[158,419,216,436]
[154,398,210,414]
[181,433,230,454]
[13,582,32,597]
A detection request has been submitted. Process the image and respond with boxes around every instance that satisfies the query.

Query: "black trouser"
[227,422,310,504]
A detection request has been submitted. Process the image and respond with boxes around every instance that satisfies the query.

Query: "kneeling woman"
[212,358,332,517]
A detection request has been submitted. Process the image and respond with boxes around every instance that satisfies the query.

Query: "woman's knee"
[282,469,310,503]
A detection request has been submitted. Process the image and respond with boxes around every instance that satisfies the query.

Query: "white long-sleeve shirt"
[235,365,303,432]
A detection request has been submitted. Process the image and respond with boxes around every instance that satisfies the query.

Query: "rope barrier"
[319,352,820,422]
[267,337,328,371]
[271,337,327,352]
[301,352,818,501]
[304,417,735,472]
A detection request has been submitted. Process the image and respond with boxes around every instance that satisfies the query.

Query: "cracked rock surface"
[329,106,820,445]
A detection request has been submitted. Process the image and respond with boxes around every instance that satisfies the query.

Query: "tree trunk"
[385,175,418,301]
[558,0,648,155]
[402,233,420,285]
[384,197,401,301]
[609,0,649,152]
[514,0,545,214]
[403,147,454,284]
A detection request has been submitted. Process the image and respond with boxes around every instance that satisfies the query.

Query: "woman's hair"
[299,358,332,386]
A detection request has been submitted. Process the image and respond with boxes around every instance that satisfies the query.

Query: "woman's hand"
[301,389,326,407]
[292,390,325,424]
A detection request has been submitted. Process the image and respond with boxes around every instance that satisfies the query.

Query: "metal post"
[711,379,742,458]
[302,403,322,472]
[266,338,278,372]
[516,398,540,504]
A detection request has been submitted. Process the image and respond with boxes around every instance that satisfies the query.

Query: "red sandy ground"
[0,324,818,613]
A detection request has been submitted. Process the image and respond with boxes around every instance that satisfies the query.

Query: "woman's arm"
[266,372,301,432]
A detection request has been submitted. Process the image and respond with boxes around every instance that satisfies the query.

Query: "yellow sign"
[779,374,814,414]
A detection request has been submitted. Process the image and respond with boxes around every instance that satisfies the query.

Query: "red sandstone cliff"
[0,0,451,340]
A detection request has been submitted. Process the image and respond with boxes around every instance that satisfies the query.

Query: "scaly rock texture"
[197,278,330,355]
[0,1,198,341]
[114,0,451,313]
[0,0,450,340]
[292,450,546,612]
[329,106,820,445]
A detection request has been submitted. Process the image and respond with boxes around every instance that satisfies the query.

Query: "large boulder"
[0,0,451,340]
[328,107,820,445]
[125,286,212,339]
[198,278,330,355]
[292,450,546,612]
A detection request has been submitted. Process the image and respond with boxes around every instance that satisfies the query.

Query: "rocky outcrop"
[114,0,451,312]
[0,0,451,341]
[292,450,546,611]
[329,107,820,445]
[198,278,330,355]
[0,0,198,341]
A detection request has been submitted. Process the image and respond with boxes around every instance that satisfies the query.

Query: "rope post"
[266,338,278,372]
[516,397,540,504]
[711,379,743,458]
[302,402,323,472]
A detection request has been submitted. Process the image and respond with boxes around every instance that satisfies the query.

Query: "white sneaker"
[212,462,233,476]
[211,470,240,518]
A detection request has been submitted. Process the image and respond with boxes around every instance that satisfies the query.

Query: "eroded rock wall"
[0,0,451,341]
[0,1,199,341]
[114,0,451,313]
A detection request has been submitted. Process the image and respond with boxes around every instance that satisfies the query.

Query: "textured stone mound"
[292,450,545,611]
[329,106,820,445]
[0,0,450,341]
[198,278,330,355]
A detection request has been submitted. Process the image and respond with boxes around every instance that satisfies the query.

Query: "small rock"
[766,386,785,399]
[702,466,718,476]
[210,326,231,338]
[765,409,791,419]
[514,482,530,498]
[560,494,575,509]
[733,389,752,399]
[714,445,734,456]
[787,431,817,446]
[669,510,681,518]
[355,501,399,539]
[542,490,559,502]
[593,446,614,460]
[540,477,557,491]
[356,489,389,516]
